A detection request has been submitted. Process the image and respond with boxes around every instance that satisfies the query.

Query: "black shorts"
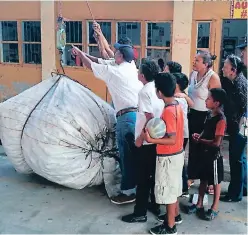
[199,148,224,185]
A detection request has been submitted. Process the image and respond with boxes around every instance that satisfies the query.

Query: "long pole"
[86,1,95,21]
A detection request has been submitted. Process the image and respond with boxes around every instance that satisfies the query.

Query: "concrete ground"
[0,142,247,234]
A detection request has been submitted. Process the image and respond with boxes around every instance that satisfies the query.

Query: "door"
[219,19,247,73]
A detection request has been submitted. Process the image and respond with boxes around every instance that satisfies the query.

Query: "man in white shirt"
[122,59,164,223]
[72,43,143,204]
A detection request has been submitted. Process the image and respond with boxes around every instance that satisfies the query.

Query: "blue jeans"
[116,112,137,195]
[228,133,247,200]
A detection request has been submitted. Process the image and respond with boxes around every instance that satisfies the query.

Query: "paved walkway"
[0,141,247,234]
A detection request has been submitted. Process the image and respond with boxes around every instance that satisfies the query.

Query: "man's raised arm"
[72,46,94,70]
[93,22,114,59]
[93,31,110,59]
[72,46,99,64]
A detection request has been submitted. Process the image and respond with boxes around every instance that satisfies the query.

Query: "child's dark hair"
[155,72,176,97]
[209,88,227,107]
[172,73,189,92]
[140,59,159,82]
[158,58,165,71]
[118,37,133,46]
[166,61,182,73]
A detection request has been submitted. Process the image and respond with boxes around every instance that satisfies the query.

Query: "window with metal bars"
[22,21,41,64]
[88,21,111,57]
[197,22,211,49]
[117,22,141,45]
[146,22,172,69]
[117,22,141,65]
[62,21,83,66]
[0,21,19,63]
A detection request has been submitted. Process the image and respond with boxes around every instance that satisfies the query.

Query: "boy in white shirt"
[174,73,194,196]
[122,59,164,223]
[174,73,194,195]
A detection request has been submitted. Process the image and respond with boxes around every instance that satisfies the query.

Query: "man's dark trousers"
[134,144,158,216]
[228,133,247,200]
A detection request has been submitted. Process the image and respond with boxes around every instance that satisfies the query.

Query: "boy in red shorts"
[144,73,184,235]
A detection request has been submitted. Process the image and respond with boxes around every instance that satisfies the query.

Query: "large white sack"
[0,75,121,197]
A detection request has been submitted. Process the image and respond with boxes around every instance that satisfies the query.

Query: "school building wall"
[0,1,234,102]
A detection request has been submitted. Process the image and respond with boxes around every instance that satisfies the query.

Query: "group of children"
[121,59,227,235]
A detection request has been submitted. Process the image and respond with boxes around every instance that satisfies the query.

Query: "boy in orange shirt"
[144,73,184,235]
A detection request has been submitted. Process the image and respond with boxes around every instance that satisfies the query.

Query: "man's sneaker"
[157,213,182,224]
[187,204,205,215]
[148,202,161,216]
[150,223,177,235]
[121,213,147,223]
[110,193,136,205]
[180,191,190,198]
[205,209,219,221]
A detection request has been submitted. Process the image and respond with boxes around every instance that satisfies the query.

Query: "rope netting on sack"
[0,74,121,197]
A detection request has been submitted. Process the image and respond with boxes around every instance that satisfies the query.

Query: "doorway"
[219,19,247,71]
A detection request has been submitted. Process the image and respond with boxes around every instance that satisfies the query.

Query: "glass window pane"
[89,46,100,57]
[22,21,41,42]
[220,19,247,59]
[88,22,111,44]
[146,49,171,65]
[65,21,82,44]
[63,44,83,66]
[23,43,41,64]
[117,22,141,45]
[197,22,210,48]
[147,23,171,47]
[2,43,19,63]
[1,21,18,41]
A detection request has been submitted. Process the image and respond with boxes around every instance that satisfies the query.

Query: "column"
[40,0,56,80]
[172,0,194,76]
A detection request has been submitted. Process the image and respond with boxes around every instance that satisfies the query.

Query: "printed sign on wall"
[231,0,248,19]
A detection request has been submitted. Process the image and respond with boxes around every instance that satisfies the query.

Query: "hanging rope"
[58,0,62,17]
[59,51,65,75]
[51,72,91,91]
[56,1,97,76]
[86,0,95,21]
[56,0,66,75]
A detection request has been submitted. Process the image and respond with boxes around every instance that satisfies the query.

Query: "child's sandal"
[205,209,219,221]
[187,204,204,215]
